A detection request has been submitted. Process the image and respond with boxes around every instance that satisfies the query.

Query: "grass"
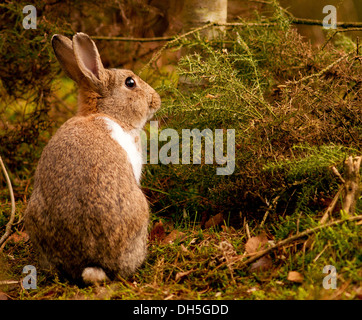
[1,207,361,300]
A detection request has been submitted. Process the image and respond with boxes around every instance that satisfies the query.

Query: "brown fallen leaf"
[204,213,224,229]
[287,271,304,283]
[161,230,186,245]
[9,231,29,243]
[0,292,8,300]
[250,256,273,272]
[175,270,194,281]
[149,220,166,242]
[245,234,269,254]
[245,234,273,272]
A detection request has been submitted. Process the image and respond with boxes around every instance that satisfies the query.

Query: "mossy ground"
[1,205,361,300]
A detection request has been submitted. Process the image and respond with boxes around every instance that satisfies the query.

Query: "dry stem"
[232,215,362,269]
[0,156,16,251]
[319,186,343,224]
[288,53,351,85]
[342,156,361,216]
[320,156,361,224]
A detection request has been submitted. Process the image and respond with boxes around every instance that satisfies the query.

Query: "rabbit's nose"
[150,91,161,111]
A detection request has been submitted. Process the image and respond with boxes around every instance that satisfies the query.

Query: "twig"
[291,18,362,29]
[78,22,277,43]
[245,220,251,240]
[0,280,19,285]
[0,156,16,251]
[232,215,362,269]
[357,36,359,56]
[321,28,362,51]
[331,166,345,184]
[319,186,343,224]
[287,53,351,85]
[260,195,280,228]
[313,243,330,263]
[64,32,174,42]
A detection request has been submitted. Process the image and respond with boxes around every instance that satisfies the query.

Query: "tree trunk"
[182,0,228,38]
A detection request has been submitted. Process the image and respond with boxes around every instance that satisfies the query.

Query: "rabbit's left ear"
[52,34,82,83]
[72,32,107,86]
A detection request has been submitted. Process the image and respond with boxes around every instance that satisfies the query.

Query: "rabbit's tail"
[82,267,109,284]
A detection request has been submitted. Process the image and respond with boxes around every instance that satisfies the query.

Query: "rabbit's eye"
[125,77,136,89]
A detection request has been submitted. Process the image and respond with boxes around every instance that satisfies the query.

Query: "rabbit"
[24,33,161,285]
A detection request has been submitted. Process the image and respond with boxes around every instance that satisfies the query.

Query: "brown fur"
[24,33,161,284]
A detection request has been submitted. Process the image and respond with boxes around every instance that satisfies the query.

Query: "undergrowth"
[1,217,361,300]
[142,7,361,225]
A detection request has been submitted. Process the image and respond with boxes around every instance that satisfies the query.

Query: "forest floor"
[0,206,361,300]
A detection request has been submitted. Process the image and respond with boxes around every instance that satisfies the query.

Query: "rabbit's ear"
[72,33,106,86]
[52,34,83,83]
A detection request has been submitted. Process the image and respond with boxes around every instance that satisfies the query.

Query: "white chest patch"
[100,117,142,184]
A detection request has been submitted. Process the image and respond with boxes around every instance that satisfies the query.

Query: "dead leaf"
[9,231,29,243]
[161,230,186,245]
[245,234,269,254]
[245,234,273,272]
[0,292,8,300]
[287,271,304,283]
[204,213,224,229]
[175,270,193,281]
[149,220,166,242]
[250,256,273,272]
[355,287,362,299]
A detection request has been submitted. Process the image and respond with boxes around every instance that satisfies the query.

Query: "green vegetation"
[0,1,361,300]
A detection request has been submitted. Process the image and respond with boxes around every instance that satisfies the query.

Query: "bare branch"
[319,186,343,224]
[0,156,16,251]
[320,156,361,224]
[291,18,362,29]
[287,53,351,85]
[232,215,362,269]
[331,166,345,184]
